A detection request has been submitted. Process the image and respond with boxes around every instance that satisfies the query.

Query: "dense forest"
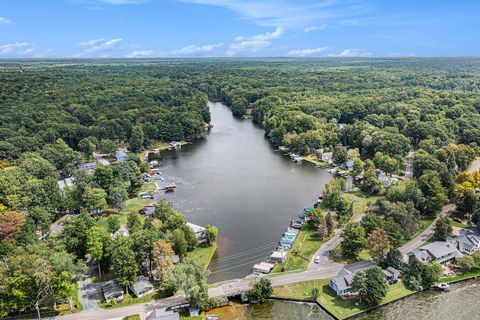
[1,58,480,316]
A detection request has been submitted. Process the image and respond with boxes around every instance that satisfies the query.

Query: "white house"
[112,225,130,238]
[322,152,333,164]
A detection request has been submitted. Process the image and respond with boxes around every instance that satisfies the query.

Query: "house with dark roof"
[411,241,462,265]
[146,309,180,320]
[130,276,154,298]
[101,280,124,303]
[382,266,401,283]
[329,261,376,296]
[447,229,480,254]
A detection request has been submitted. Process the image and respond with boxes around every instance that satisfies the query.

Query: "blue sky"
[1,0,480,58]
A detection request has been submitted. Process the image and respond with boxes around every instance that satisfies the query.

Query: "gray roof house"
[382,267,401,282]
[112,225,130,238]
[447,229,480,254]
[146,309,180,320]
[411,241,462,265]
[78,162,97,174]
[102,280,124,303]
[329,261,376,296]
[130,276,154,298]
[186,222,207,243]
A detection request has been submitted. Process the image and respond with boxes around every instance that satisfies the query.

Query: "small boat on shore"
[437,283,450,291]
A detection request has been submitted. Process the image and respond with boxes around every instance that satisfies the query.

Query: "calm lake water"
[155,101,332,282]
[207,279,480,320]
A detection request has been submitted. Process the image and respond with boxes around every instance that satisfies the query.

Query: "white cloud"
[126,43,223,58]
[126,50,156,58]
[171,43,223,55]
[78,38,122,52]
[179,0,369,28]
[330,48,371,57]
[287,47,329,57]
[303,24,328,33]
[0,17,12,25]
[0,42,36,56]
[227,27,283,56]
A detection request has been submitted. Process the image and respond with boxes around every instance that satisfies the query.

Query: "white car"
[314,256,320,264]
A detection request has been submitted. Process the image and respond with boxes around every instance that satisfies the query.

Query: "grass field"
[123,315,140,320]
[342,192,378,221]
[272,228,329,272]
[187,242,217,271]
[273,279,415,319]
[99,291,168,309]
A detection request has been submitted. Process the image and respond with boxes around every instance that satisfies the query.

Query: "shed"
[102,280,124,303]
[130,276,154,298]
[382,266,401,282]
[146,309,180,320]
[270,251,287,262]
[252,264,271,274]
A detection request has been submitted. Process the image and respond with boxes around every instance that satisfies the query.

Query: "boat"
[436,283,450,291]
[292,155,303,162]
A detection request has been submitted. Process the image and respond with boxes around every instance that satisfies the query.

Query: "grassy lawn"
[272,228,329,273]
[141,182,157,192]
[123,315,141,320]
[342,192,378,221]
[273,279,415,320]
[331,248,372,264]
[99,291,169,309]
[441,269,480,283]
[187,242,217,271]
[124,197,149,214]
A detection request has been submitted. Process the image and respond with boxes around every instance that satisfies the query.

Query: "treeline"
[0,63,210,161]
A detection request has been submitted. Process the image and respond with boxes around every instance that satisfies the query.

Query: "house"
[411,241,462,265]
[146,309,180,320]
[78,162,97,174]
[112,226,130,238]
[321,152,333,164]
[329,261,376,296]
[382,267,401,283]
[130,276,154,298]
[102,280,124,303]
[377,170,389,187]
[447,229,480,254]
[115,150,128,162]
[57,177,75,191]
[186,222,207,243]
[344,160,354,171]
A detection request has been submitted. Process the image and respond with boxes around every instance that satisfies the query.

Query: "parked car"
[314,256,320,264]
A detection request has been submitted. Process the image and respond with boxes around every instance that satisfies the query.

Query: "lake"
[206,278,480,320]
[155,101,332,282]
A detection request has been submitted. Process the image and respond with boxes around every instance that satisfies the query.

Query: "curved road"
[49,157,480,320]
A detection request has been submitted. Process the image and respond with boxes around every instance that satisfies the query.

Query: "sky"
[1,0,480,58]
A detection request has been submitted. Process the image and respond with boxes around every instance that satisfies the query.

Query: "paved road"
[468,157,480,174]
[77,264,101,312]
[399,203,456,255]
[48,157,480,320]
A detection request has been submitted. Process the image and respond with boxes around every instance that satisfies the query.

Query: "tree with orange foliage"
[0,211,26,243]
[152,240,175,281]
